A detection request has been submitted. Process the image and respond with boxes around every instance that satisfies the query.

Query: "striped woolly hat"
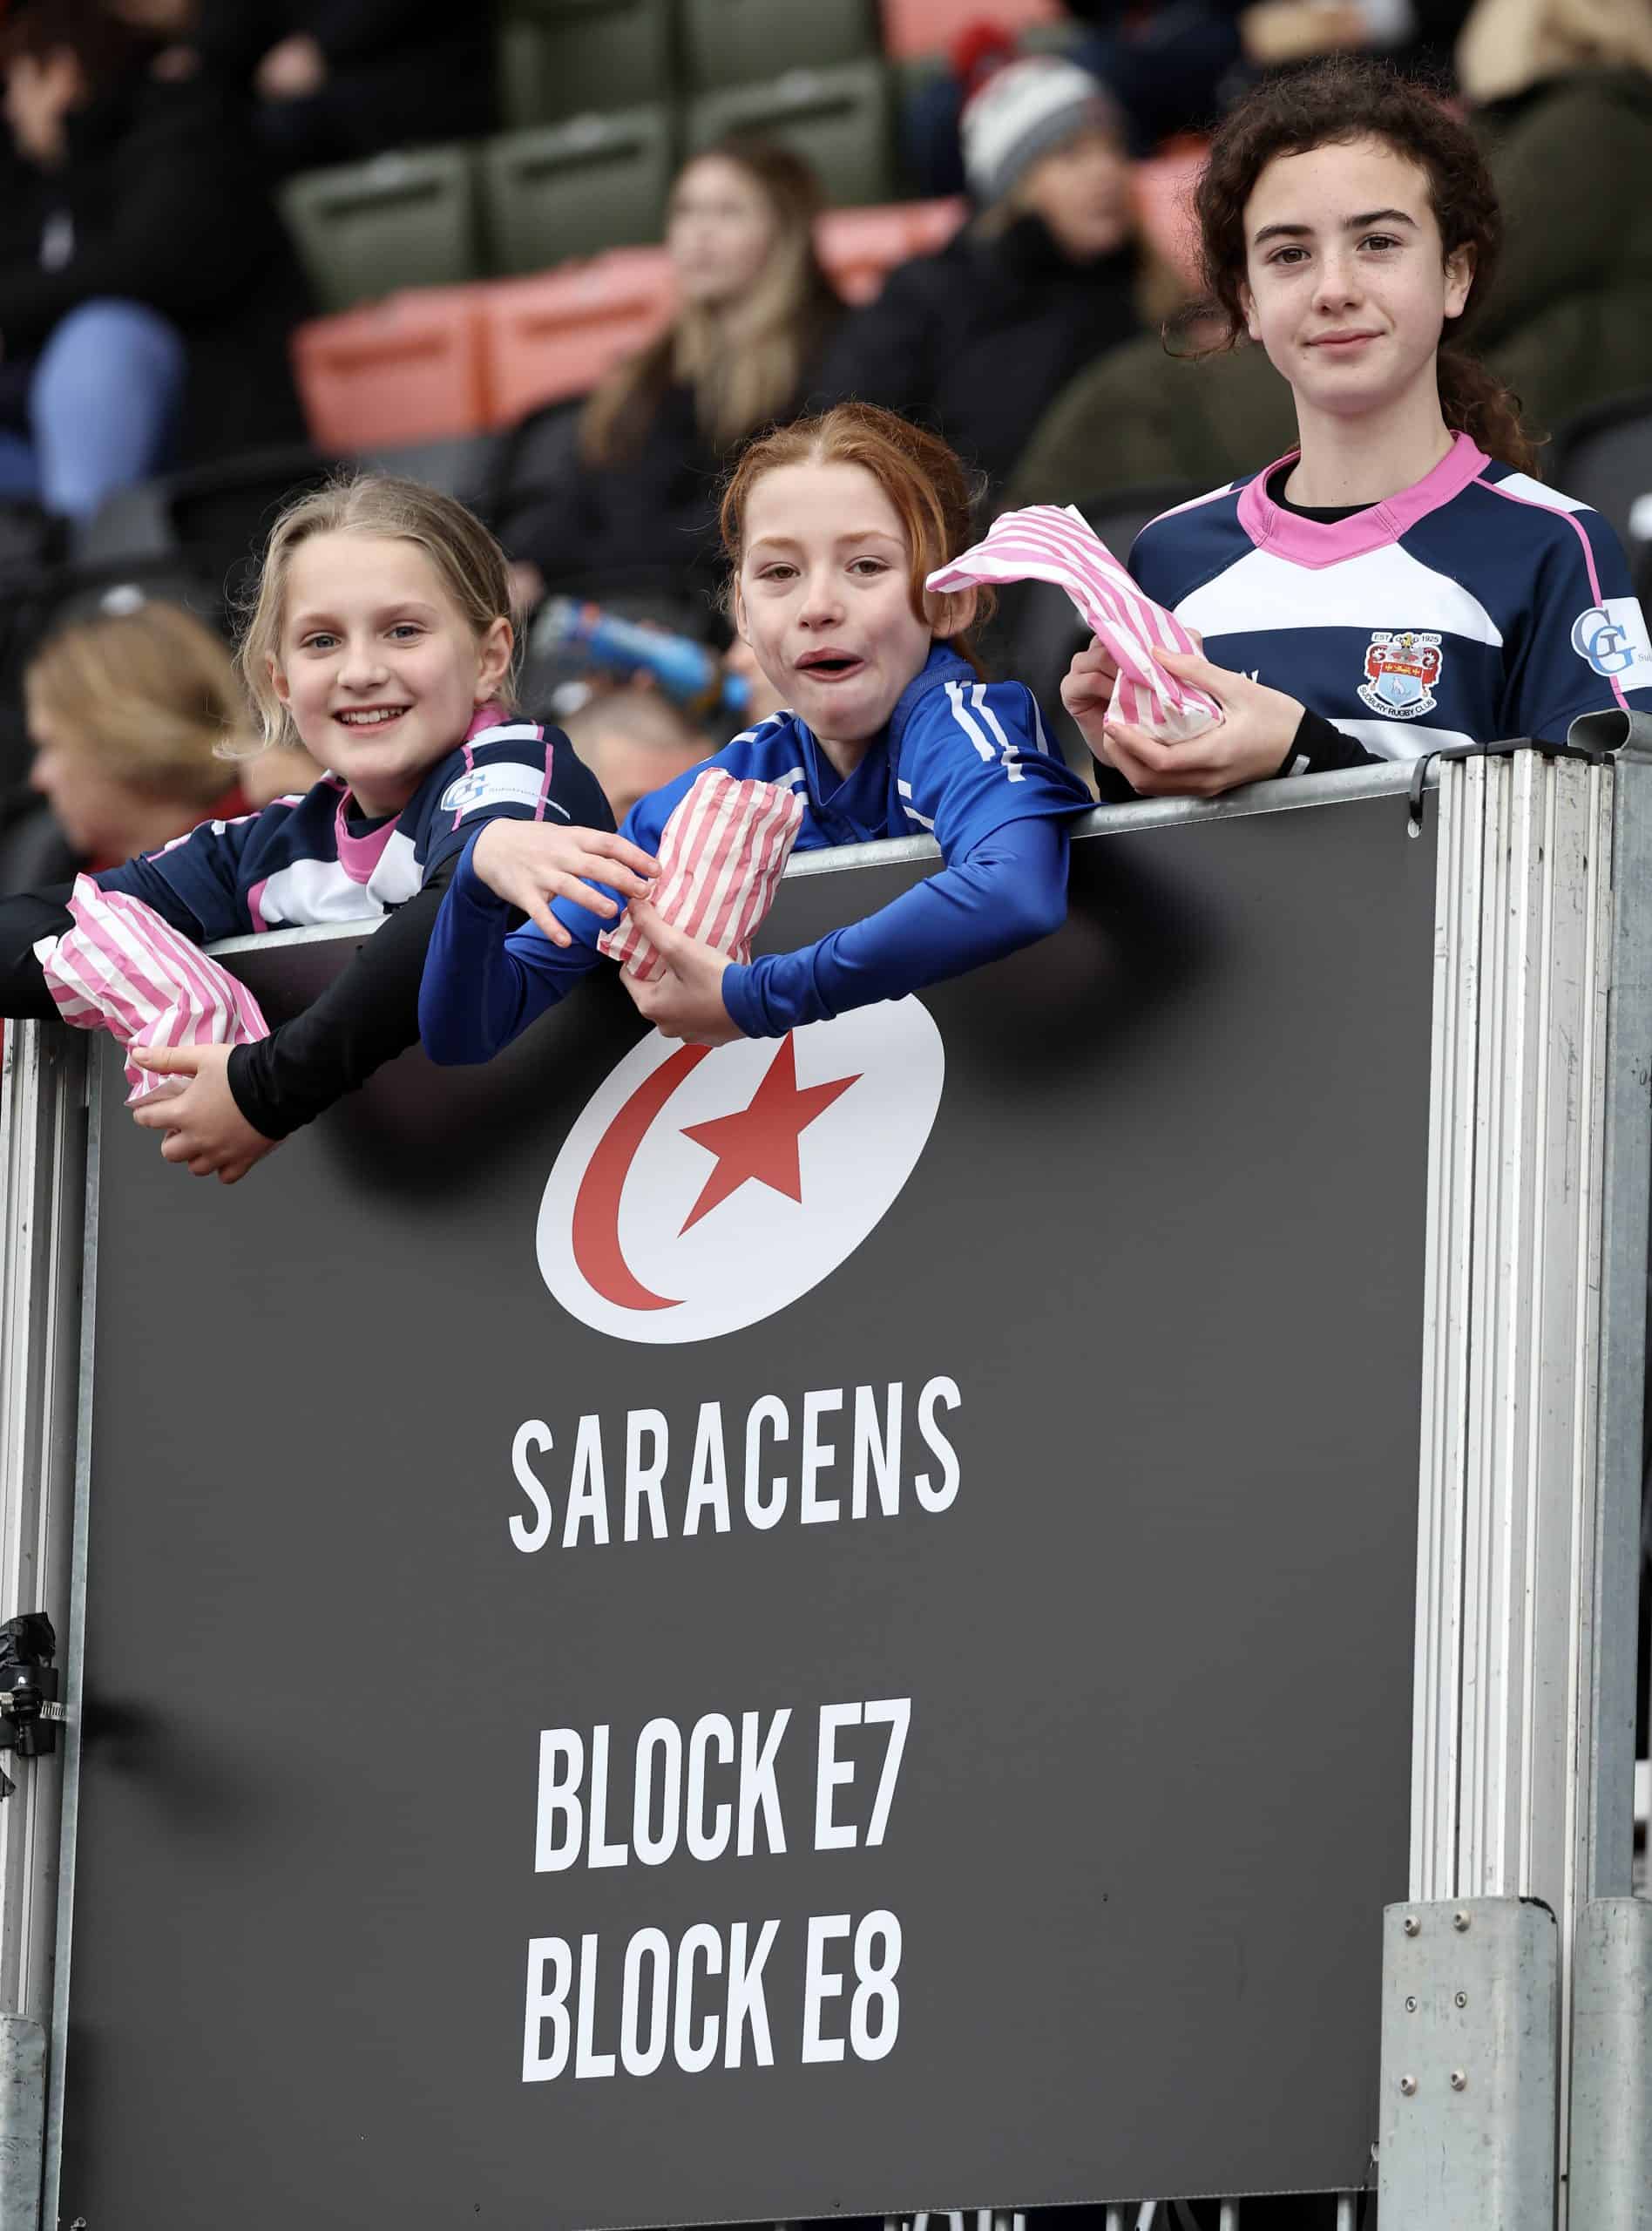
[959,55,1121,207]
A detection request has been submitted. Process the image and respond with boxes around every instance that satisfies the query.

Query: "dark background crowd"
[0,0,1649,893]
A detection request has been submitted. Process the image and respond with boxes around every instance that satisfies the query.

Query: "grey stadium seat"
[478,109,675,273]
[280,145,480,313]
[496,0,676,132]
[687,60,895,207]
[680,0,879,92]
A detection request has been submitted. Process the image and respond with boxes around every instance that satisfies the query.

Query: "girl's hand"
[471,820,660,948]
[129,1044,278,1184]
[1060,637,1123,752]
[1100,646,1304,798]
[620,903,743,1046]
[1060,628,1204,766]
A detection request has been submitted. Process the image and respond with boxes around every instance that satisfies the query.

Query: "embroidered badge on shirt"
[1358,630,1443,720]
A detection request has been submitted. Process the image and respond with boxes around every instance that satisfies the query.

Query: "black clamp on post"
[0,1614,62,1797]
[1407,736,1615,838]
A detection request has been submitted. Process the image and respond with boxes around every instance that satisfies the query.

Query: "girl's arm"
[713,817,1068,1037]
[418,815,663,1064]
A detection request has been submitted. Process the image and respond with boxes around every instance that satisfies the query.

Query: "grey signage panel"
[59,797,1436,2228]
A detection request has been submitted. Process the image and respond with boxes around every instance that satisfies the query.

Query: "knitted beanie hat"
[959,56,1121,207]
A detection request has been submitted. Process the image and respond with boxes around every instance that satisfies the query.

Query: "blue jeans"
[0,298,187,520]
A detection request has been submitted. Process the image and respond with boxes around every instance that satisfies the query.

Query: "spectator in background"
[817,58,1148,494]
[559,686,719,828]
[1010,0,1652,508]
[0,0,308,521]
[111,0,498,177]
[504,140,843,629]
[0,599,281,893]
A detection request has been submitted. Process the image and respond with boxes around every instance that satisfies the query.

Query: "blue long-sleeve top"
[418,645,1093,1061]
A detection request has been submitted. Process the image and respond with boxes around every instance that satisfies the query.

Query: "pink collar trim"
[466,700,511,740]
[332,790,401,885]
[1236,431,1491,569]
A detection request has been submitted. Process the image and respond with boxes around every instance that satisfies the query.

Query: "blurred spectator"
[109,0,498,176]
[504,140,843,629]
[0,0,308,521]
[559,685,718,827]
[0,598,272,892]
[817,58,1147,492]
[1010,3,1652,507]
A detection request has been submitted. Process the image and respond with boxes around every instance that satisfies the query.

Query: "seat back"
[479,109,674,274]
[497,0,676,130]
[688,60,895,206]
[280,146,480,315]
[680,0,879,91]
[478,248,676,425]
[291,288,491,452]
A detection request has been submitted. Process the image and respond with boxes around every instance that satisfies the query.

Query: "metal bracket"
[1406,736,1613,837]
[1568,1898,1652,2229]
[0,2013,44,2231]
[1377,1898,1558,2228]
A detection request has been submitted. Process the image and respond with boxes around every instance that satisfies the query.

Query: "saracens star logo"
[537,999,946,1344]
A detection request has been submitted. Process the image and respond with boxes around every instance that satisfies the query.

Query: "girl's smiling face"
[269,532,512,817]
[734,460,968,771]
[1240,136,1473,425]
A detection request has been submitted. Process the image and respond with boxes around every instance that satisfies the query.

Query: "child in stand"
[417,403,1093,1060]
[0,476,655,1179]
[1060,57,1652,797]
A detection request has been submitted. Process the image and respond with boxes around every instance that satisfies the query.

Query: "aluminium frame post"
[1390,747,1641,2228]
[0,1021,89,2231]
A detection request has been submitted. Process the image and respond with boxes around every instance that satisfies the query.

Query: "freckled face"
[735,462,951,762]
[268,534,511,817]
[1239,137,1473,423]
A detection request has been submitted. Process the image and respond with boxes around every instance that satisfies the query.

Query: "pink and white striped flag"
[926,504,1222,741]
[599,770,805,983]
[34,876,269,1106]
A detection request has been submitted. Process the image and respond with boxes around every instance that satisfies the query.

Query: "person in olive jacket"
[0,0,308,519]
[815,57,1148,493]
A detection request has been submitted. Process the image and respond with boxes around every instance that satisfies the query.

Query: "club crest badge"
[1357,630,1443,720]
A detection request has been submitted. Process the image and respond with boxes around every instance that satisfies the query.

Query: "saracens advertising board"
[58,799,1437,2231]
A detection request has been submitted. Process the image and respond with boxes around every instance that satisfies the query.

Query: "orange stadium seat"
[877,0,1062,58]
[815,197,966,302]
[290,286,491,451]
[1132,139,1207,291]
[478,247,675,426]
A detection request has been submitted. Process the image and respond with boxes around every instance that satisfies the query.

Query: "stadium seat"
[688,61,896,207]
[478,248,675,426]
[291,288,492,452]
[279,146,480,315]
[1133,141,1206,293]
[878,0,1061,60]
[680,0,879,92]
[1547,388,1652,566]
[497,0,676,132]
[478,110,674,275]
[814,196,965,302]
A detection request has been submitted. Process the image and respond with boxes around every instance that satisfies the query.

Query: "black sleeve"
[1288,709,1383,774]
[225,859,458,1140]
[0,888,74,1021]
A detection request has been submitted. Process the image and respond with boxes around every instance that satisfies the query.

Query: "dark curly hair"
[1187,57,1537,472]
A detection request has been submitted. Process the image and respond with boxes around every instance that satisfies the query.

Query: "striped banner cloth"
[34,875,269,1105]
[599,769,805,983]
[926,504,1222,741]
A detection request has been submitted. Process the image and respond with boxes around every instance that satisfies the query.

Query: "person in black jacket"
[0,0,308,519]
[504,139,843,629]
[185,0,496,176]
[816,56,1147,495]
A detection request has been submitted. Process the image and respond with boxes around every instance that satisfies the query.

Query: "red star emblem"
[678,1033,860,1235]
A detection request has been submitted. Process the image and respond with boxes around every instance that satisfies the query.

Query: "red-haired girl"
[419,403,1092,1056]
